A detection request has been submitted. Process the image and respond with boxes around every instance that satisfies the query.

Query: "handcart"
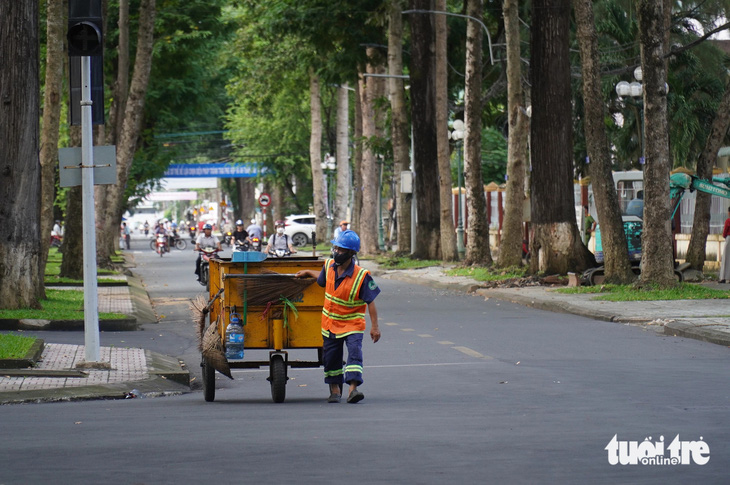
[200,252,325,403]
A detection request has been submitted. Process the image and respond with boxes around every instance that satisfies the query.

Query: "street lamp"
[321,154,336,237]
[450,119,465,256]
[377,155,385,251]
[615,67,645,166]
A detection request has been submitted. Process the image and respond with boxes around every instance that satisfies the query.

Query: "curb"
[0,349,191,405]
[664,320,730,347]
[375,264,730,349]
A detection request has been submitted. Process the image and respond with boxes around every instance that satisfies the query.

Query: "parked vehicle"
[283,214,316,247]
[50,234,63,248]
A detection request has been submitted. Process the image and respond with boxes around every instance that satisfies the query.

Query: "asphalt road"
[1,235,729,484]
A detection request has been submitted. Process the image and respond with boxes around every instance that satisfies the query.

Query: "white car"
[284,214,316,246]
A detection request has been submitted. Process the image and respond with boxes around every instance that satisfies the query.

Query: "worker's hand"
[294,270,308,278]
[370,326,381,343]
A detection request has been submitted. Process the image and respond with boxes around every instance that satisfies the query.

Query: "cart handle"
[223,273,304,279]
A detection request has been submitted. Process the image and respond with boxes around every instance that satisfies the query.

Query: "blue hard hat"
[331,229,360,252]
[203,223,212,230]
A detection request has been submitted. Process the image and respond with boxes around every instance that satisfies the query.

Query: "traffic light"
[68,0,103,57]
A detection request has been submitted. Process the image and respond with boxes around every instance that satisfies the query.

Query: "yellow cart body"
[203,255,325,402]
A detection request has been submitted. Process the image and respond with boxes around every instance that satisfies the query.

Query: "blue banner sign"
[164,163,263,178]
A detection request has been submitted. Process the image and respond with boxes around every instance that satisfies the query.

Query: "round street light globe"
[452,119,465,132]
[633,66,643,82]
[615,81,631,97]
[629,82,643,97]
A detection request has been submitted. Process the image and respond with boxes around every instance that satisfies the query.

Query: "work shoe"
[327,393,341,403]
[347,389,364,404]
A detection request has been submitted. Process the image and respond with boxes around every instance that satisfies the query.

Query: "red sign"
[258,193,271,207]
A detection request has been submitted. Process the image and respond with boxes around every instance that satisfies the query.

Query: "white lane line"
[418,334,433,338]
[437,340,455,345]
[401,328,415,332]
[452,346,493,360]
[385,322,399,326]
[230,361,490,373]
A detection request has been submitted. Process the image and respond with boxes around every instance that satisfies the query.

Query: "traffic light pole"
[80,56,100,363]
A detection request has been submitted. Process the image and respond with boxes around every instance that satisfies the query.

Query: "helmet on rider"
[203,223,212,231]
[235,219,243,226]
[331,230,360,253]
[275,220,285,227]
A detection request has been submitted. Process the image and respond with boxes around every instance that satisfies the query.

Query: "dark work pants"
[322,331,364,387]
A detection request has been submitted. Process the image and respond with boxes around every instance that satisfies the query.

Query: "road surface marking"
[401,328,415,332]
[452,346,493,360]
[385,322,399,326]
[418,334,433,338]
[437,340,455,345]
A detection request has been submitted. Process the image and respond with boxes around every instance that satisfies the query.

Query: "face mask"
[277,227,284,234]
[333,251,351,265]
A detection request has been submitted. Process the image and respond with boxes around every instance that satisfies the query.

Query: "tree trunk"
[106,0,130,146]
[96,0,156,268]
[0,0,43,309]
[359,53,380,256]
[434,0,458,262]
[463,0,492,266]
[60,125,83,280]
[637,0,676,287]
[388,0,412,255]
[497,0,528,269]
[236,178,256,221]
[309,70,328,243]
[409,0,441,260]
[573,0,633,283]
[38,0,65,296]
[686,81,730,270]
[352,79,364,234]
[529,0,592,275]
[334,84,350,227]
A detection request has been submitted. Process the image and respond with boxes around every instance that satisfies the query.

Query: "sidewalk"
[0,269,190,405]
[369,263,730,348]
[3,259,729,405]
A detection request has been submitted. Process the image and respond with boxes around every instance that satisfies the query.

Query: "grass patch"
[0,289,128,320]
[0,334,36,359]
[556,283,730,301]
[45,248,123,284]
[376,256,442,270]
[445,266,528,282]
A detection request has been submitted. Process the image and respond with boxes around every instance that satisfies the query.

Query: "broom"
[189,291,233,379]
[227,269,317,307]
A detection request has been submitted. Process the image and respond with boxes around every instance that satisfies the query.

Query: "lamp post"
[377,154,385,251]
[450,119,465,256]
[321,154,336,238]
[615,67,645,166]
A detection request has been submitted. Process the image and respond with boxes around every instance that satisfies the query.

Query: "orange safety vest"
[321,258,369,337]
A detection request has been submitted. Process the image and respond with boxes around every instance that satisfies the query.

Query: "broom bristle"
[189,294,209,352]
[232,275,316,307]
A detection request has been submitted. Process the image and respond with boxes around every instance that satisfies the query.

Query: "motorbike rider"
[232,219,250,249]
[266,220,297,255]
[194,223,222,282]
[246,218,263,240]
[154,222,169,252]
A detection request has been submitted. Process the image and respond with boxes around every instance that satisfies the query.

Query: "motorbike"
[222,231,233,247]
[170,231,187,250]
[250,235,262,252]
[50,234,63,248]
[189,226,197,240]
[155,234,168,257]
[268,248,292,258]
[198,247,222,290]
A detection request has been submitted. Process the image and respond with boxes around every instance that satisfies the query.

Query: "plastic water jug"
[225,311,244,360]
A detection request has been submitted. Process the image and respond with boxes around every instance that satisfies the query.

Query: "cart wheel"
[270,355,287,403]
[202,358,216,402]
